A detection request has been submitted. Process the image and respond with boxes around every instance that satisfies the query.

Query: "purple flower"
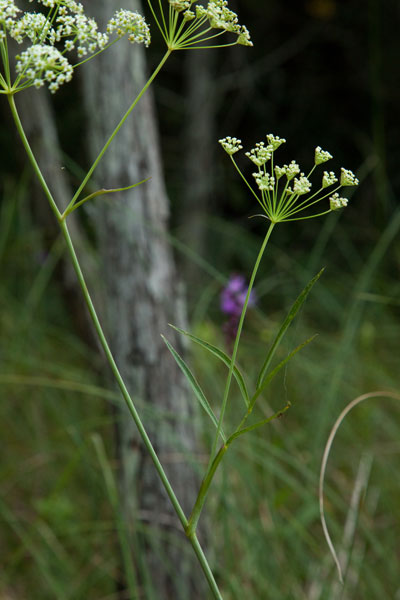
[220,274,256,318]
[221,274,257,350]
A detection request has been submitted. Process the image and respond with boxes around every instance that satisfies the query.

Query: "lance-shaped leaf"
[251,335,317,410]
[169,324,250,408]
[66,178,150,215]
[161,335,226,442]
[256,269,324,389]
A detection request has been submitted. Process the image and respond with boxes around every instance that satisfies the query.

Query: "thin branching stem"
[209,224,275,470]
[8,53,224,600]
[64,49,171,216]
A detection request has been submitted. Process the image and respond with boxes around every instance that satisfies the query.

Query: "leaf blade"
[256,268,324,389]
[170,324,250,408]
[161,335,226,441]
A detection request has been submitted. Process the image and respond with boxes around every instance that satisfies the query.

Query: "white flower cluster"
[0,0,20,40]
[219,132,358,221]
[293,174,312,195]
[182,0,252,46]
[15,44,73,92]
[274,165,286,179]
[340,168,359,186]
[322,170,338,188]
[107,10,150,47]
[169,0,193,11]
[315,146,333,165]
[11,12,55,44]
[266,133,286,150]
[329,193,348,210]
[1,1,151,93]
[219,136,243,155]
[56,9,108,57]
[253,172,275,192]
[285,160,301,181]
[245,142,272,167]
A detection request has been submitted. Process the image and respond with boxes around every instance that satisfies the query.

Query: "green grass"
[1,184,399,599]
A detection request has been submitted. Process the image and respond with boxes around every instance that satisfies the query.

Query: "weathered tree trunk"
[81,2,205,598]
[181,50,217,281]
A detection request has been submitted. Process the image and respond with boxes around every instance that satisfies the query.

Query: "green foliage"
[1,182,399,598]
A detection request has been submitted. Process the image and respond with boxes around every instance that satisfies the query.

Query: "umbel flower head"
[0,1,150,94]
[219,133,358,223]
[147,0,252,50]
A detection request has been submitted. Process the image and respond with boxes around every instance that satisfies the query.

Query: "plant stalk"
[211,222,275,460]
[8,78,224,600]
[193,222,275,533]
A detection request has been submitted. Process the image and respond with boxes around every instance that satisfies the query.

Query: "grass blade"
[92,434,139,599]
[256,268,324,389]
[161,335,226,442]
[170,324,249,408]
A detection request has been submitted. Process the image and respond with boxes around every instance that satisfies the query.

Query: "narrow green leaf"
[256,268,324,389]
[68,178,150,214]
[161,335,226,442]
[227,404,291,444]
[170,324,250,408]
[251,335,317,409]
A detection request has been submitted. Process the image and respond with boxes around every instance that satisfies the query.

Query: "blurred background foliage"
[1,0,400,598]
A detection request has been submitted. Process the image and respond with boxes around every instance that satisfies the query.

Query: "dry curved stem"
[319,389,400,583]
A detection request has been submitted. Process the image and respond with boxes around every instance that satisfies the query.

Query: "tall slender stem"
[7,94,61,221]
[189,223,275,534]
[187,444,228,535]
[59,220,188,527]
[210,222,275,460]
[8,80,224,600]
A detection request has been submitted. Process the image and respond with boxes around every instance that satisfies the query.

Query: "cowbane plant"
[1,1,359,598]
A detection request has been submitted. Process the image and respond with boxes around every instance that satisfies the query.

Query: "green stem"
[60,220,224,599]
[8,49,223,600]
[60,220,188,526]
[61,216,224,598]
[187,444,228,536]
[7,94,61,221]
[188,532,224,600]
[211,222,275,459]
[63,49,171,216]
[190,223,275,533]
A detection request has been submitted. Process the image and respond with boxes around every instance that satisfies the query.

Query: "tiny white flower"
[15,44,73,93]
[266,134,286,150]
[107,9,150,47]
[237,25,253,47]
[293,174,312,195]
[183,9,195,21]
[322,171,338,188]
[340,168,359,186]
[219,136,243,155]
[253,172,275,192]
[245,142,272,167]
[285,160,300,181]
[169,0,191,12]
[329,192,348,210]
[274,165,286,179]
[315,146,333,165]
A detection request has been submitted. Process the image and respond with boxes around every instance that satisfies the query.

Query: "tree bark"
[181,50,217,282]
[81,2,205,598]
